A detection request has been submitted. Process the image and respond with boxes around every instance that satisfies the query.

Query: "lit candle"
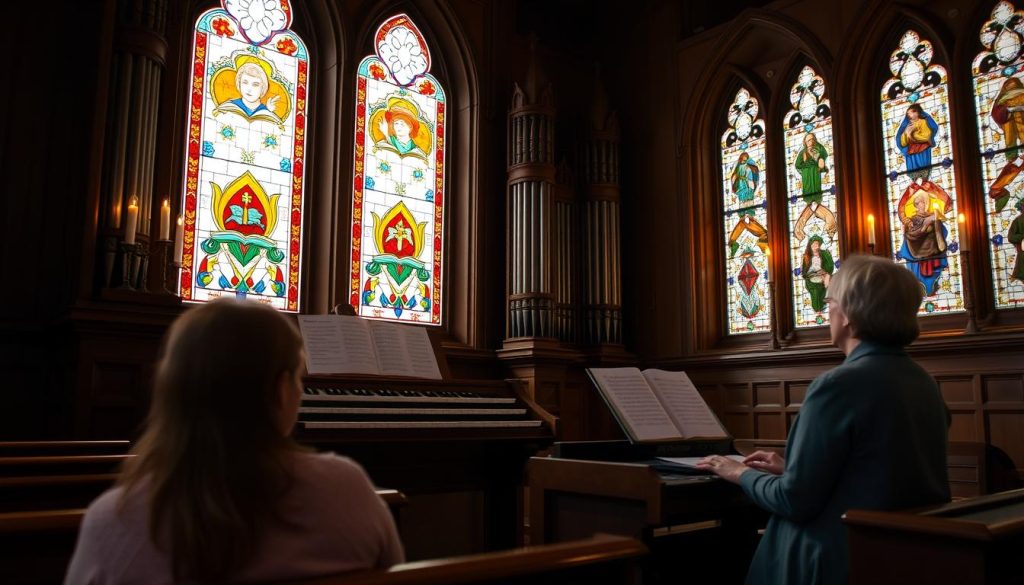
[124,195,139,245]
[958,212,969,252]
[159,199,171,240]
[173,216,184,264]
[867,214,876,247]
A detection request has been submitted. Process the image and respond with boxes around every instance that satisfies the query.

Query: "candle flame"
[867,213,875,223]
[958,212,966,224]
[177,215,183,226]
[128,195,139,209]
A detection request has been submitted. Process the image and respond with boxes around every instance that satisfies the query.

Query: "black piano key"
[304,387,319,395]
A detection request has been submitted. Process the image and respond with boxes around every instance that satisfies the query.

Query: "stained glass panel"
[880,30,965,315]
[350,15,445,324]
[783,66,840,328]
[721,88,771,334]
[180,2,308,311]
[972,0,1024,309]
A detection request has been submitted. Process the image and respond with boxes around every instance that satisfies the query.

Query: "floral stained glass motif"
[180,1,308,311]
[783,66,840,328]
[350,15,446,324]
[721,88,771,334]
[880,30,965,315]
[972,0,1024,308]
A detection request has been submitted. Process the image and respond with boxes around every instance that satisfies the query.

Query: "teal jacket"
[740,342,950,585]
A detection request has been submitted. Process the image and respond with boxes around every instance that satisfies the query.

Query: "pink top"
[65,452,404,584]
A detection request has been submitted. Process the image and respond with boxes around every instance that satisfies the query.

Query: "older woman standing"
[699,255,950,585]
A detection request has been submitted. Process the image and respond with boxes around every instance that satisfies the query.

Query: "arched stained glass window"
[972,0,1024,309]
[721,88,771,334]
[350,14,446,324]
[783,66,839,328]
[880,30,965,315]
[180,1,309,311]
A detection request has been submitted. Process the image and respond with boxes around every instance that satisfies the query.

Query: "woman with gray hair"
[699,255,950,585]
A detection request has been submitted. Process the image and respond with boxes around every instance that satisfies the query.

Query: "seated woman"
[699,255,950,585]
[65,299,403,584]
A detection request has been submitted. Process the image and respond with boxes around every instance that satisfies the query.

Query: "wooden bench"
[0,440,131,457]
[287,534,648,585]
[0,508,86,584]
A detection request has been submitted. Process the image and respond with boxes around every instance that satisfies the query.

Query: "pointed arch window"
[179,1,309,311]
[879,30,965,315]
[350,14,446,324]
[782,66,840,327]
[972,0,1024,309]
[721,88,771,334]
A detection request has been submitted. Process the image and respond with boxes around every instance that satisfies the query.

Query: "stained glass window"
[350,14,445,324]
[973,0,1024,309]
[180,1,308,311]
[783,66,839,328]
[721,88,771,334]
[880,30,965,315]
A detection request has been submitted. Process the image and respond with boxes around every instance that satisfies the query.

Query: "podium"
[845,488,1024,585]
[528,440,764,584]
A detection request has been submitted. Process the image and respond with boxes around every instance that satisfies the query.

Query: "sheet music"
[299,316,442,379]
[298,315,378,375]
[656,455,745,469]
[643,369,727,439]
[588,368,680,442]
[399,324,443,380]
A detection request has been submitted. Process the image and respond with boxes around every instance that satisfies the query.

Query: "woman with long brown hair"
[66,299,403,584]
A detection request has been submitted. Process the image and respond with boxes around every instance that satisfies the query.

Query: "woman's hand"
[742,450,785,475]
[696,455,749,484]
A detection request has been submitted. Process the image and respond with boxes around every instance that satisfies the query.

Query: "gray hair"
[827,255,923,346]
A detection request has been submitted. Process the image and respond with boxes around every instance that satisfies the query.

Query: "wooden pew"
[289,534,648,585]
[0,508,85,585]
[0,441,131,457]
[844,488,1024,585]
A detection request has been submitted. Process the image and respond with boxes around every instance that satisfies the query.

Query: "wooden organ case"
[295,364,556,560]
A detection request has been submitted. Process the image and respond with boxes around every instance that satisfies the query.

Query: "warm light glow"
[765,247,771,257]
[932,202,940,212]
[177,216,183,226]
[128,195,139,209]
[958,212,966,225]
[867,213,875,225]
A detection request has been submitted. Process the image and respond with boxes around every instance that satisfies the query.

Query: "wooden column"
[97,0,169,291]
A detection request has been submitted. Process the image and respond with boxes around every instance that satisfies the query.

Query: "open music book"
[586,367,729,443]
[298,315,443,379]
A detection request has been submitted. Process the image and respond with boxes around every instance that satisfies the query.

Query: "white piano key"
[300,420,544,429]
[301,394,517,405]
[299,407,528,416]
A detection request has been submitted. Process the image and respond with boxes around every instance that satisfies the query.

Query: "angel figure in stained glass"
[896,181,950,295]
[895,104,939,179]
[212,54,291,127]
[731,152,759,203]
[371,96,431,161]
[801,235,834,313]
[992,77,1024,159]
[1009,198,1024,283]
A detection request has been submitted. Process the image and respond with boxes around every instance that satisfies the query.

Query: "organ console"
[295,372,556,559]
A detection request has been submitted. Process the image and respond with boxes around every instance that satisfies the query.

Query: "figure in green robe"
[801,235,834,313]
[794,132,828,203]
[1009,199,1024,283]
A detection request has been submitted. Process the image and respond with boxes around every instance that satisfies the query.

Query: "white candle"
[867,214,876,247]
[159,199,171,240]
[173,216,184,264]
[958,213,969,252]
[124,195,139,245]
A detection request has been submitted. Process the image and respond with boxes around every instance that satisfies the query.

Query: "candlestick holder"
[961,248,979,334]
[768,279,780,350]
[117,242,137,290]
[867,242,876,256]
[156,239,180,295]
[135,243,150,292]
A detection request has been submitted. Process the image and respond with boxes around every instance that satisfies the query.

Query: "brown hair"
[118,299,306,582]
[827,255,923,346]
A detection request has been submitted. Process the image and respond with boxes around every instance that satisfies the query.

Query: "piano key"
[300,420,544,429]
[299,407,528,416]
[301,394,516,405]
